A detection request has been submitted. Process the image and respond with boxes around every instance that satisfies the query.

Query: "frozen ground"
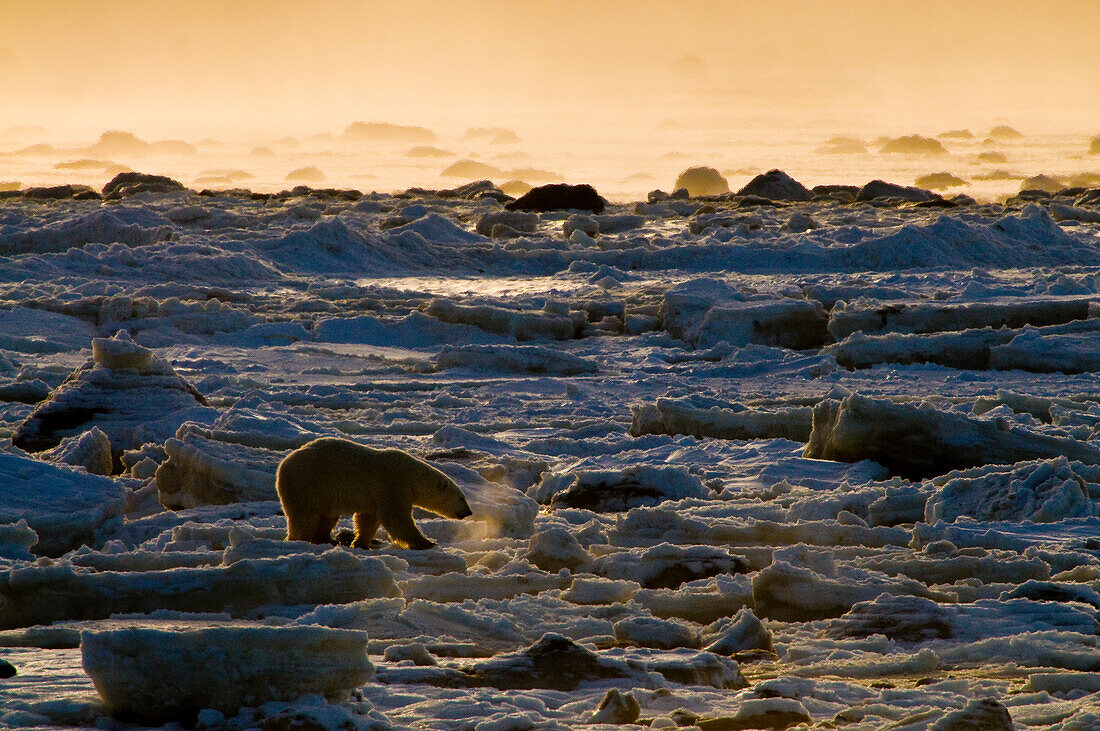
[1,175,1100,729]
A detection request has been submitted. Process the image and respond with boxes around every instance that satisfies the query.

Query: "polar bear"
[276,437,472,550]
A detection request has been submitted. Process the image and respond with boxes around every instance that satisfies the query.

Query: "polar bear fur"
[276,437,472,550]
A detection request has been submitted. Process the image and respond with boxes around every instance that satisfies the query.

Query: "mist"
[2,0,1099,199]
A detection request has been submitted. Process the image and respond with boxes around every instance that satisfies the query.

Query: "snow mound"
[0,451,126,556]
[926,457,1097,523]
[12,330,215,460]
[0,208,170,254]
[81,626,372,722]
[0,306,96,354]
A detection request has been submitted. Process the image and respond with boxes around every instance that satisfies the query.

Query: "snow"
[2,185,1100,728]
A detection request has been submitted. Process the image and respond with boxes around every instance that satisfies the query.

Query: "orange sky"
[2,0,1098,139]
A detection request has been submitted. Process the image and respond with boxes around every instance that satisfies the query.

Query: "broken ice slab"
[81,625,372,722]
[803,394,1100,479]
[630,396,812,442]
[0,548,399,630]
[827,295,1097,340]
[827,317,1100,371]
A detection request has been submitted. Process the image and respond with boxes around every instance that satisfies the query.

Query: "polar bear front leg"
[352,511,381,549]
[379,502,436,550]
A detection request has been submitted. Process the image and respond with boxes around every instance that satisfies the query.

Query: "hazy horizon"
[3,0,1099,139]
[2,1,1099,201]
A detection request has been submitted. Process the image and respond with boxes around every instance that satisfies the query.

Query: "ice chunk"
[38,426,113,475]
[155,423,285,509]
[524,526,591,572]
[991,331,1100,373]
[0,451,126,556]
[590,543,748,589]
[434,344,597,375]
[703,608,773,655]
[930,697,1013,730]
[532,465,711,510]
[683,299,829,350]
[630,397,812,442]
[829,295,1096,340]
[752,545,952,621]
[0,519,37,561]
[804,395,1100,479]
[926,458,1097,523]
[425,298,577,340]
[81,626,372,722]
[588,688,641,724]
[0,548,398,629]
[695,699,810,730]
[613,616,700,649]
[12,330,214,460]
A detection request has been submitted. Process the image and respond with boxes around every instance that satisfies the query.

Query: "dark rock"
[931,698,1013,731]
[674,167,730,197]
[0,658,14,678]
[1077,188,1100,206]
[1089,136,1100,155]
[506,183,606,213]
[72,189,103,200]
[22,184,96,200]
[977,151,1008,163]
[102,172,185,199]
[939,129,974,139]
[737,195,786,208]
[736,169,812,201]
[880,135,948,155]
[855,180,938,202]
[914,198,958,208]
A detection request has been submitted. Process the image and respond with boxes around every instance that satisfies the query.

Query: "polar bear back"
[275,437,464,518]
